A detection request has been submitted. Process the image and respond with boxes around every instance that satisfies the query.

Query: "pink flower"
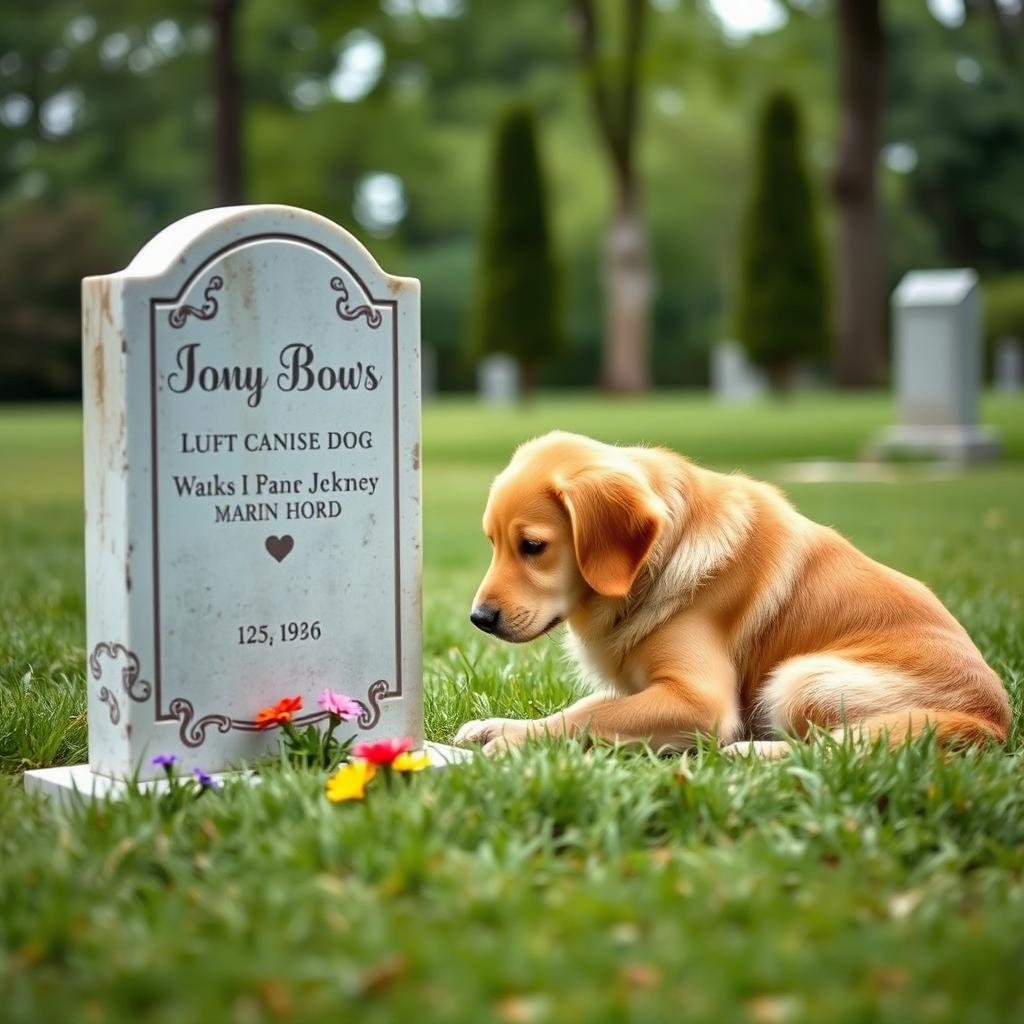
[352,737,414,766]
[317,689,364,721]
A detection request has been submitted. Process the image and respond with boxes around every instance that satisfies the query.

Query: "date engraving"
[237,621,323,646]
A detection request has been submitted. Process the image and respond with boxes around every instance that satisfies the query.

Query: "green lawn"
[2,394,1024,1023]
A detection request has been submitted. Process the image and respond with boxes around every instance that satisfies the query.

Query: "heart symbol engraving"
[265,535,294,562]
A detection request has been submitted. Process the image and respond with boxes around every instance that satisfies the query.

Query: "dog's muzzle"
[470,603,501,635]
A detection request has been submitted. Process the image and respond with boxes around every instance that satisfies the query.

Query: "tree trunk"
[832,0,886,388]
[211,0,244,205]
[601,191,653,393]
[571,0,652,393]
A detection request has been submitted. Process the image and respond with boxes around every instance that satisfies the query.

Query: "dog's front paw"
[454,717,531,752]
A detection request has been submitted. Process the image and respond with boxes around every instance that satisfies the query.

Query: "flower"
[325,760,376,802]
[317,688,364,721]
[256,695,303,729]
[352,737,415,766]
[392,751,430,773]
[151,753,179,768]
[192,767,221,789]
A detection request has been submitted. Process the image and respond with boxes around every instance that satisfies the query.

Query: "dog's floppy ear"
[554,467,665,598]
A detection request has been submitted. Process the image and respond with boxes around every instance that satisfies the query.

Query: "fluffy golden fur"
[455,431,1010,757]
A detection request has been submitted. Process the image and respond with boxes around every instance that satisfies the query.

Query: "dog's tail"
[832,709,1008,748]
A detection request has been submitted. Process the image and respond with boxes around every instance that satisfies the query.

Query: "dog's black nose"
[470,604,501,634]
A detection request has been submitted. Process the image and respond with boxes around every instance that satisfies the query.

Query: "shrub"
[468,104,564,391]
[0,195,126,399]
[736,91,829,387]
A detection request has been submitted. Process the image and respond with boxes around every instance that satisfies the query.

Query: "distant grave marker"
[26,205,461,799]
[875,269,1001,463]
[995,337,1021,395]
[711,340,767,403]
[477,354,520,406]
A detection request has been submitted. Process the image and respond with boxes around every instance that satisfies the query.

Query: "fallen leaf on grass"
[355,955,407,997]
[496,994,550,1023]
[745,994,800,1024]
[258,979,291,1018]
[621,963,661,989]
[887,889,924,920]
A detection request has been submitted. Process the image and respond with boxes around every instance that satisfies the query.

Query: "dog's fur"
[455,432,1010,757]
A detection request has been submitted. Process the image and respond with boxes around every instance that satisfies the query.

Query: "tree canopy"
[0,0,1020,396]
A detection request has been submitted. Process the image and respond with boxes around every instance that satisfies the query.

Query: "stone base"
[870,425,1002,464]
[23,742,471,805]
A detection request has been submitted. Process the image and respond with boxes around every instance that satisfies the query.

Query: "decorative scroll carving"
[168,275,223,328]
[98,687,121,724]
[168,698,233,749]
[89,643,391,745]
[330,276,382,328]
[89,642,151,702]
[357,679,389,729]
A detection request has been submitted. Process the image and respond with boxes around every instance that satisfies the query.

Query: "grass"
[1,393,1023,1023]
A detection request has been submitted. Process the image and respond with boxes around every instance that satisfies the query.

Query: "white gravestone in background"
[711,340,767,403]
[995,337,1021,395]
[25,205,463,798]
[875,269,1001,463]
[478,354,520,405]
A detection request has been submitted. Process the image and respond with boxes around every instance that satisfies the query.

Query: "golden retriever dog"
[455,431,1010,757]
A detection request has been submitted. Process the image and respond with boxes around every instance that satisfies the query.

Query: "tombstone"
[25,205,463,800]
[477,353,520,406]
[874,269,1001,463]
[711,340,767,402]
[995,337,1022,395]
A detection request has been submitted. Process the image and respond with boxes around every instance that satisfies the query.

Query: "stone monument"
[711,340,767,403]
[995,337,1021,395]
[875,268,1001,463]
[26,205,462,799]
[477,354,520,406]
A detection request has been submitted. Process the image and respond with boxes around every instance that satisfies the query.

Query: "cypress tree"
[469,104,563,392]
[737,91,829,387]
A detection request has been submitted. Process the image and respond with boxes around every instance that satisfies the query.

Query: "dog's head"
[470,432,666,642]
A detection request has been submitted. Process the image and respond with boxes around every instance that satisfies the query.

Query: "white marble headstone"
[28,205,431,789]
[478,354,520,406]
[875,268,1001,463]
[995,337,1022,395]
[711,340,767,403]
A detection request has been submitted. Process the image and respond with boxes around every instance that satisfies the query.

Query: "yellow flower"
[392,751,431,773]
[325,760,376,802]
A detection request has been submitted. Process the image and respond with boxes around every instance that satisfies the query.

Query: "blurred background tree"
[736,90,828,390]
[570,0,652,393]
[833,0,886,388]
[0,0,1021,399]
[468,103,563,394]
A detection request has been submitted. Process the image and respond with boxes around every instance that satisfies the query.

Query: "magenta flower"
[317,688,363,721]
[151,753,179,769]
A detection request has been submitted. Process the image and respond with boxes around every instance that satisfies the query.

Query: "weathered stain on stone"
[411,442,420,470]
[237,258,256,312]
[98,279,113,325]
[93,342,105,411]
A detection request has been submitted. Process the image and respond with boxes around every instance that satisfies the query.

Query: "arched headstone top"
[118,204,416,297]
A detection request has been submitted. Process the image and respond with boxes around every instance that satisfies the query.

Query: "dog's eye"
[519,539,547,557]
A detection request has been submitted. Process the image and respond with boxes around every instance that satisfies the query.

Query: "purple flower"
[151,753,179,768]
[317,688,363,721]
[192,767,221,789]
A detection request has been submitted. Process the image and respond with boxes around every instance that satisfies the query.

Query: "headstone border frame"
[89,230,407,750]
